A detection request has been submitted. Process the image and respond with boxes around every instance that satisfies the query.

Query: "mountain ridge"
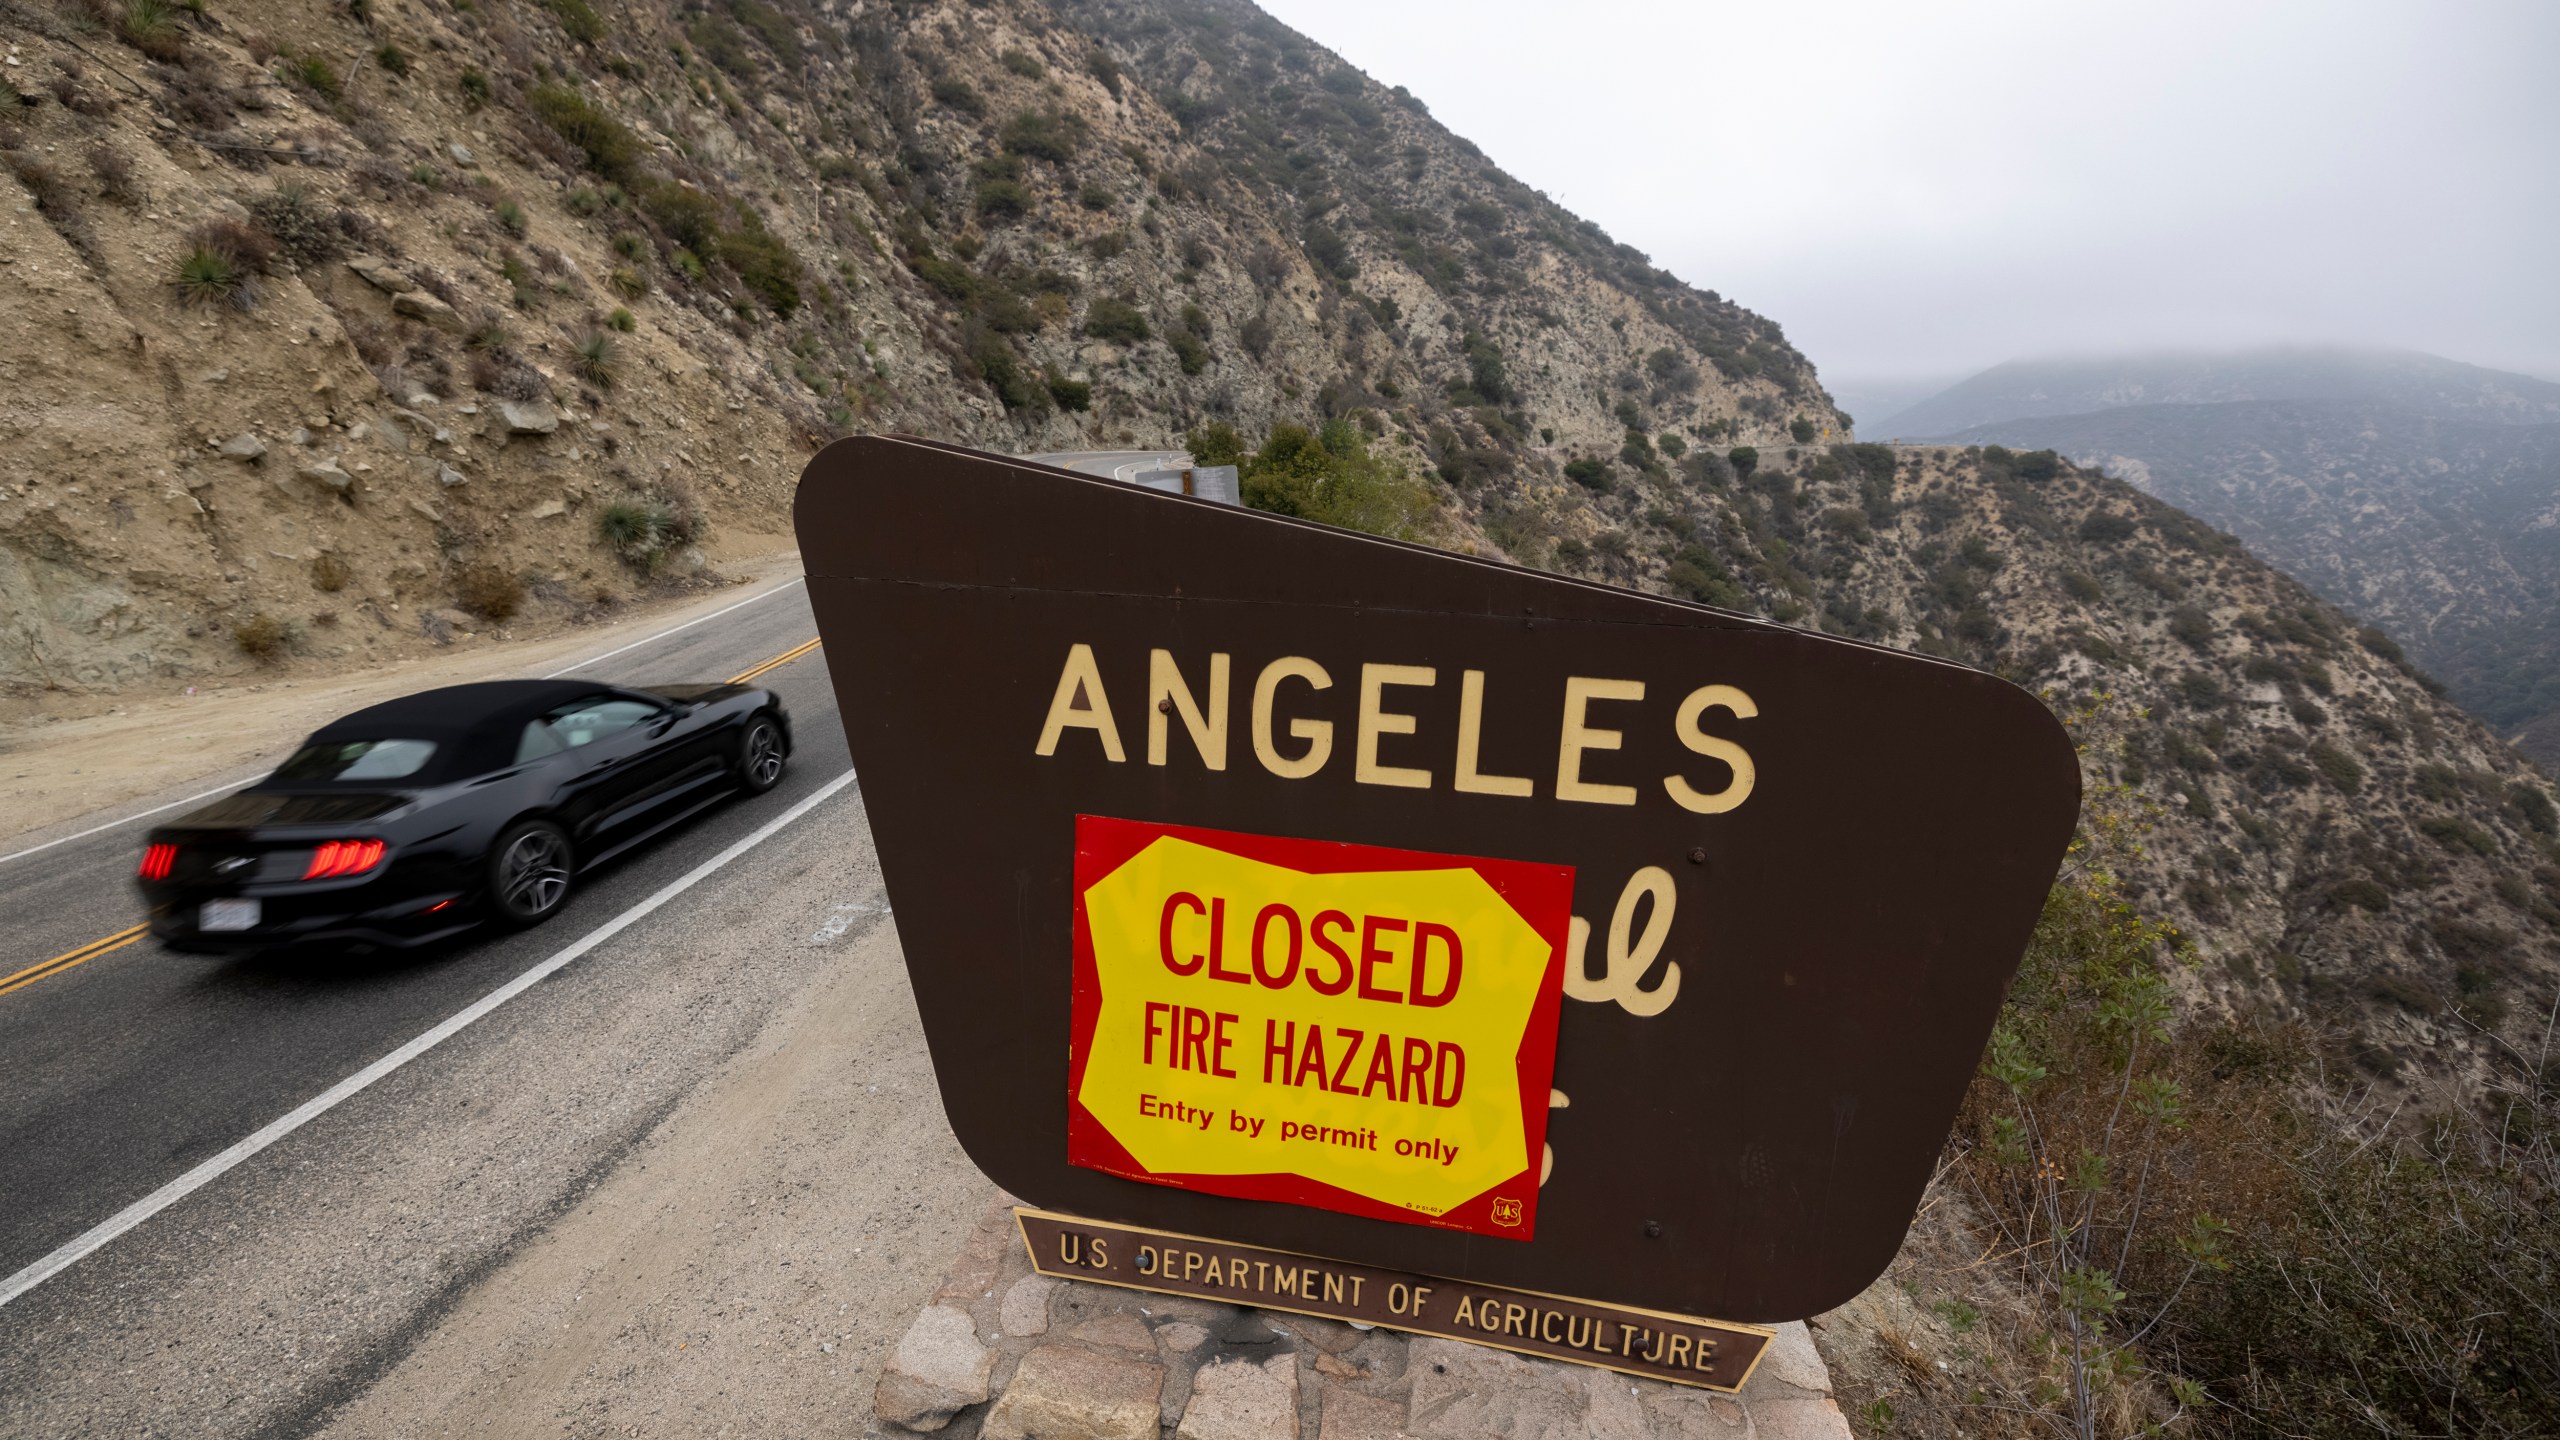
[1878,344,2560,438]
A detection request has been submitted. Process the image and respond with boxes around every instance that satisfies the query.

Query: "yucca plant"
[116,0,185,62]
[571,330,617,389]
[173,244,250,309]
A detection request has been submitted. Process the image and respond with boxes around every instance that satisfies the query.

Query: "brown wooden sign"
[795,435,2079,1323]
[1016,1208,1774,1391]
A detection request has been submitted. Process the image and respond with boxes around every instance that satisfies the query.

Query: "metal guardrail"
[1125,465,1241,505]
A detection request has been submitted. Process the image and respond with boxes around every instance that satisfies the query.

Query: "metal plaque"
[1015,1208,1775,1391]
[796,436,2079,1322]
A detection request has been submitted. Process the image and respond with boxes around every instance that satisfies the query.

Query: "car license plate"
[200,898,261,932]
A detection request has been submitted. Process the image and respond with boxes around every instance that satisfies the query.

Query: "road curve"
[1024,448,1191,480]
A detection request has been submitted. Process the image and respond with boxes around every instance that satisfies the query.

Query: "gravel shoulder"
[309,909,990,1439]
[0,550,802,851]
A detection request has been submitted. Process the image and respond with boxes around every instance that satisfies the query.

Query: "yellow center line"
[1,926,148,998]
[728,636,821,685]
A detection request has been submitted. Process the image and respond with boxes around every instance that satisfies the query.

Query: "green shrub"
[494,199,528,237]
[374,42,411,76]
[2307,740,2364,792]
[931,77,986,117]
[1726,445,1758,479]
[974,178,1033,220]
[1000,48,1044,79]
[459,67,491,108]
[541,0,605,43]
[2079,511,2139,544]
[532,84,644,186]
[716,212,804,317]
[1789,416,1817,443]
[2418,816,2497,856]
[1656,432,1687,459]
[1563,457,1612,492]
[1046,373,1092,411]
[1169,330,1209,375]
[1083,47,1121,98]
[2168,606,2214,650]
[1241,421,1435,539]
[608,266,646,299]
[606,306,637,333]
[1082,297,1150,344]
[1186,422,1245,467]
[1001,108,1085,162]
[282,53,342,99]
[966,326,1046,411]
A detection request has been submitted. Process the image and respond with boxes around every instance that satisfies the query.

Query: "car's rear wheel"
[488,820,573,927]
[738,714,787,795]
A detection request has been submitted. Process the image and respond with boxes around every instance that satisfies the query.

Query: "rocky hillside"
[7,0,2558,1074]
[0,0,1834,715]
[1908,351,2560,766]
[1473,432,2560,1085]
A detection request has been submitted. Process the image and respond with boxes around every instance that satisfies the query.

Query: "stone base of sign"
[871,1199,1852,1440]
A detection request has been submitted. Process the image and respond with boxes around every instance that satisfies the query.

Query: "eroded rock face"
[501,401,561,436]
[345,255,417,295]
[391,291,462,331]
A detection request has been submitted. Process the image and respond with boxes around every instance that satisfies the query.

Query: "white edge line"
[0,577,808,870]
[0,766,859,1311]
[0,777,267,869]
[539,574,805,678]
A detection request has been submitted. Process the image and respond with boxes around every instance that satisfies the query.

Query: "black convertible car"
[136,679,790,952]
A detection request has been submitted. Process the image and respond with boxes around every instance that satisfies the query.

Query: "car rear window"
[273,738,440,782]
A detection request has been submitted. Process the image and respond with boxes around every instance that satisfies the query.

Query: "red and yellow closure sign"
[1068,815,1574,1239]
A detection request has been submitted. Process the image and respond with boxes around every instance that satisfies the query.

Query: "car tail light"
[139,843,178,881]
[304,839,388,879]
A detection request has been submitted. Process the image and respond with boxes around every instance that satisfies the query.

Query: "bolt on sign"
[796,436,2080,1327]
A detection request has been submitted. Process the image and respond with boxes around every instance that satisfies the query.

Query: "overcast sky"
[1254,0,2560,397]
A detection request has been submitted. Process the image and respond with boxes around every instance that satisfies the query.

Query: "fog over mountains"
[1887,348,2560,765]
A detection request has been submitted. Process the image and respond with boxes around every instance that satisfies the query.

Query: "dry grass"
[233,613,292,659]
[455,564,524,622]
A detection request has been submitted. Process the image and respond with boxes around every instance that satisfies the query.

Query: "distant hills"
[1890,348,2560,765]
[1874,346,2560,437]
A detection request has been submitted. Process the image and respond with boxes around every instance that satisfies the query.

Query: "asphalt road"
[1025,448,1190,480]
[0,573,979,1432]
[0,452,1169,1429]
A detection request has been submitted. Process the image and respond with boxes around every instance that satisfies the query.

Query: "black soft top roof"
[275,679,622,785]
